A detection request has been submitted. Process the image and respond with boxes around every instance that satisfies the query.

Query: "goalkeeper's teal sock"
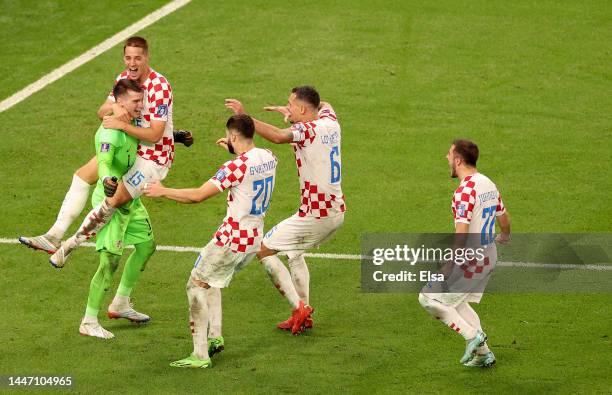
[85,252,120,318]
[112,240,156,306]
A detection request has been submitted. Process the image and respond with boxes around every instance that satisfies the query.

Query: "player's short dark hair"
[113,79,143,99]
[124,36,148,54]
[292,86,320,109]
[452,139,479,167]
[226,114,255,139]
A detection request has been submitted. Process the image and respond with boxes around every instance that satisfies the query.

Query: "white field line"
[0,0,191,113]
[2,237,611,270]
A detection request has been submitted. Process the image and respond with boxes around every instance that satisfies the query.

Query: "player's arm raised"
[225,99,293,144]
[143,180,220,204]
[103,116,165,143]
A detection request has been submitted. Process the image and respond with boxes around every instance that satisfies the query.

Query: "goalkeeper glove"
[174,130,194,147]
[103,176,118,197]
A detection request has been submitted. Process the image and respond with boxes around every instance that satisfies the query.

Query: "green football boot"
[170,354,212,369]
[460,331,487,364]
[208,336,225,357]
[464,351,496,368]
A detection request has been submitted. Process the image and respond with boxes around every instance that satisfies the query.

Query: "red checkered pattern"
[451,175,476,223]
[298,181,346,219]
[460,256,492,279]
[211,154,248,191]
[137,137,174,166]
[145,73,172,121]
[290,122,317,148]
[214,217,260,253]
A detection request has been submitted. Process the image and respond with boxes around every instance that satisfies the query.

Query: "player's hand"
[143,180,165,198]
[495,233,511,245]
[103,115,127,131]
[263,105,291,123]
[216,137,230,151]
[103,176,118,197]
[174,130,194,147]
[110,102,131,123]
[224,99,245,115]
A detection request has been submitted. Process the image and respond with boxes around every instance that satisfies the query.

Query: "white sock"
[110,295,130,311]
[72,200,116,245]
[187,281,210,360]
[47,175,91,240]
[288,254,309,304]
[82,314,98,324]
[207,287,222,339]
[418,293,477,340]
[261,255,300,309]
[457,302,490,354]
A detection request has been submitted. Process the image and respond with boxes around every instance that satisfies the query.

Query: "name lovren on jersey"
[249,159,277,175]
[320,130,340,145]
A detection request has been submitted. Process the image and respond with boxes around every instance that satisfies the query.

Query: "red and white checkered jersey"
[289,107,346,219]
[451,172,506,235]
[210,148,278,253]
[108,69,174,167]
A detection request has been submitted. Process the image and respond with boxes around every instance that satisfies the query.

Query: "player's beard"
[450,163,458,178]
[227,140,236,155]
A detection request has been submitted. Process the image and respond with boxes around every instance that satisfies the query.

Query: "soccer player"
[45,37,180,267]
[19,36,192,254]
[80,79,156,339]
[225,86,346,335]
[418,139,511,368]
[144,114,277,368]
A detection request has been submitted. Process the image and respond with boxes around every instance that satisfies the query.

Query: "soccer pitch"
[1,0,610,393]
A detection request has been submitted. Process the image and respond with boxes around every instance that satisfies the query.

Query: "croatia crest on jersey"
[215,169,226,181]
[456,203,466,217]
[156,104,168,116]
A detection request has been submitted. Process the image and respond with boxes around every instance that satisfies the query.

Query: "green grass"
[0,0,611,393]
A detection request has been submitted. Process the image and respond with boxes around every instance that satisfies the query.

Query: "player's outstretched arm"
[225,99,293,144]
[103,116,165,143]
[143,180,220,204]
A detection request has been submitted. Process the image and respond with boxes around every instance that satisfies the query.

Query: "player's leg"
[418,293,487,364]
[80,251,120,339]
[207,287,224,356]
[108,239,156,322]
[19,156,97,253]
[50,159,166,266]
[287,253,313,329]
[456,301,495,367]
[170,277,212,368]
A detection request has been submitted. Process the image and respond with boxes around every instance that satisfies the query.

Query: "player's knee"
[287,253,305,268]
[136,239,156,259]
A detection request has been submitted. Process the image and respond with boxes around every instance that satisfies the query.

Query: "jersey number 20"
[251,176,274,215]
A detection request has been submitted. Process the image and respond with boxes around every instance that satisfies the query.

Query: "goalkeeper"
[79,79,156,339]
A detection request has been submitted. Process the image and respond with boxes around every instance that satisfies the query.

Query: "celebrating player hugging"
[144,114,278,369]
[225,86,346,335]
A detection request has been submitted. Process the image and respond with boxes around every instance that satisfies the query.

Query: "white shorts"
[191,239,256,288]
[123,156,169,199]
[263,212,344,259]
[420,243,497,307]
